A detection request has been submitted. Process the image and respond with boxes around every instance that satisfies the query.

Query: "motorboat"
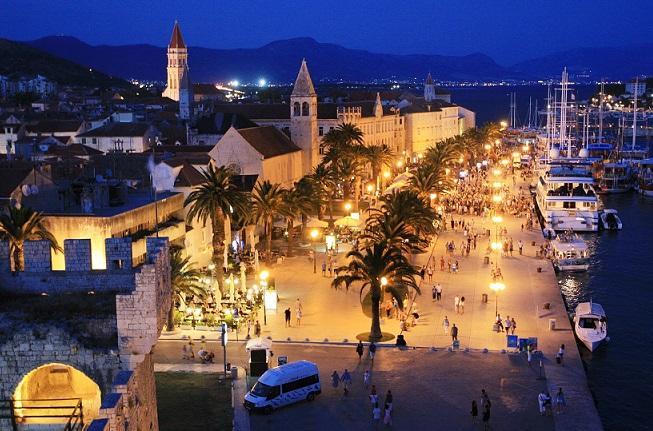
[600,209,623,230]
[551,232,590,271]
[573,301,607,351]
[636,158,653,197]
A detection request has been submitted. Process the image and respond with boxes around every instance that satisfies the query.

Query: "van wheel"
[306,392,315,402]
[263,406,273,415]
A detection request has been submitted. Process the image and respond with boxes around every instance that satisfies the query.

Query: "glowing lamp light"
[512,151,520,158]
[500,121,508,129]
[492,195,502,203]
[489,282,505,293]
[490,242,502,251]
[492,215,503,224]
[430,193,437,200]
[380,277,388,286]
[500,159,509,166]
[366,184,374,193]
[492,168,502,177]
[522,144,529,152]
[396,160,404,168]
[310,229,319,240]
[383,171,391,179]
[344,202,352,211]
[495,139,501,146]
[258,78,267,87]
[492,181,502,189]
[484,144,492,151]
[259,270,269,281]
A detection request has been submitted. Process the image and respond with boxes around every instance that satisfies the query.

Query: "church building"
[162,21,192,120]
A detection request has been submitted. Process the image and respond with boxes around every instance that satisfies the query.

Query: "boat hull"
[555,263,589,272]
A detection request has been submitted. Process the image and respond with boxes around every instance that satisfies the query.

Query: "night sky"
[2,0,652,65]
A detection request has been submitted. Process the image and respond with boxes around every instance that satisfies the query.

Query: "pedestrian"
[363,370,371,388]
[331,370,340,391]
[482,403,491,430]
[420,266,426,280]
[538,390,550,416]
[504,315,511,334]
[495,314,504,332]
[187,338,195,359]
[471,400,479,423]
[432,285,437,301]
[480,389,491,409]
[356,340,364,362]
[510,317,517,335]
[254,320,261,338]
[369,341,377,360]
[341,369,352,395]
[451,324,458,342]
[440,256,445,271]
[385,301,392,318]
[181,343,188,360]
[518,240,523,255]
[557,344,565,365]
[443,315,450,335]
[427,265,433,282]
[369,385,378,405]
[384,390,393,410]
[284,307,291,327]
[321,262,326,276]
[454,296,460,313]
[509,238,514,256]
[296,308,302,326]
[555,387,566,414]
[383,403,393,426]
[459,296,465,314]
[436,283,442,301]
[372,402,382,423]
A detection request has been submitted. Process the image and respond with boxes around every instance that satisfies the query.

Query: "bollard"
[482,293,488,303]
[549,318,556,331]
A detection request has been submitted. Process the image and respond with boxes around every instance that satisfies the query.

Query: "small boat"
[636,158,653,197]
[573,301,607,351]
[551,231,590,272]
[600,209,623,230]
[596,161,634,194]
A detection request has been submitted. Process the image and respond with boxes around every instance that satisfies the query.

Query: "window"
[281,374,319,393]
[293,102,301,116]
[319,126,324,136]
[82,138,86,145]
[563,201,576,209]
[251,382,280,399]
[302,102,309,116]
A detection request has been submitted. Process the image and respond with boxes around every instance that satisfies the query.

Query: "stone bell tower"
[290,59,319,174]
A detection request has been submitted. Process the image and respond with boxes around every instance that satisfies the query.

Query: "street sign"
[507,335,518,348]
[221,323,228,347]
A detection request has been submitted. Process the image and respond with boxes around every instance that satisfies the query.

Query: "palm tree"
[167,245,205,330]
[279,187,313,257]
[0,205,61,271]
[364,144,395,190]
[251,181,287,261]
[311,164,337,222]
[373,190,437,241]
[424,138,461,168]
[333,241,419,341]
[185,164,249,293]
[410,163,452,200]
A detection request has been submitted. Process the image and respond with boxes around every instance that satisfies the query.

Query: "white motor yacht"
[600,209,623,230]
[573,301,607,352]
[551,232,590,271]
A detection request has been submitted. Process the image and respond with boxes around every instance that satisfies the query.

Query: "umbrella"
[305,218,329,228]
[335,216,363,228]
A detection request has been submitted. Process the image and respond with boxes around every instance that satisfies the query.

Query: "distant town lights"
[228,80,240,87]
[258,78,267,87]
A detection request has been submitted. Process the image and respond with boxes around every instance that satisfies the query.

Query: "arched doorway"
[13,363,101,426]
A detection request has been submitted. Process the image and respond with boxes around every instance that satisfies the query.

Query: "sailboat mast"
[560,68,570,158]
[598,81,604,144]
[632,77,638,151]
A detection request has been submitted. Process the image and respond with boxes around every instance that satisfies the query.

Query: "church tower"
[424,72,436,102]
[373,92,383,118]
[290,59,319,174]
[162,21,192,120]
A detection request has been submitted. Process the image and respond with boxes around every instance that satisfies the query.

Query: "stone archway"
[13,363,101,426]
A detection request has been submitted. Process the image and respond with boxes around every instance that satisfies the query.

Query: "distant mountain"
[510,44,653,79]
[26,36,515,83]
[0,38,132,89]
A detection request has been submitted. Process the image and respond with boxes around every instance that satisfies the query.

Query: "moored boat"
[551,231,590,271]
[573,301,607,352]
[636,158,653,197]
[600,209,623,230]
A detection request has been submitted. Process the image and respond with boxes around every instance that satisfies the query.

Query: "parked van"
[244,360,320,413]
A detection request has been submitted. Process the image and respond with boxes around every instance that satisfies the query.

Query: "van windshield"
[251,381,276,398]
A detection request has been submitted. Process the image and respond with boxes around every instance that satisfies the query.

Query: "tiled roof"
[77,123,151,138]
[194,112,257,135]
[25,120,82,134]
[237,126,302,159]
[211,101,393,120]
[171,161,205,187]
[0,167,33,198]
[169,21,186,49]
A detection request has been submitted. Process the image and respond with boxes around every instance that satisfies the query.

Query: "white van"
[244,360,321,413]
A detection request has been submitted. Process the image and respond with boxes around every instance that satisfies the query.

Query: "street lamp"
[344,202,352,213]
[492,168,502,177]
[489,282,505,316]
[310,228,319,274]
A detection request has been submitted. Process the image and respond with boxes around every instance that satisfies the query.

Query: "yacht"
[535,164,600,232]
[551,231,590,271]
[597,162,634,193]
[573,301,607,352]
[636,158,653,197]
[600,209,623,230]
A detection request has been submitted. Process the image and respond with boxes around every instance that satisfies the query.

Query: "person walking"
[538,390,550,416]
[383,403,393,426]
[471,400,479,424]
[356,341,364,362]
[296,308,302,327]
[372,402,382,424]
[518,239,524,255]
[436,283,442,301]
[510,317,517,335]
[369,385,378,405]
[495,314,504,332]
[187,338,195,359]
[181,343,188,360]
[480,389,491,410]
[341,369,352,395]
[432,285,437,302]
[454,296,460,314]
[284,307,291,327]
[482,403,491,430]
[459,296,465,314]
[321,262,327,277]
[331,370,340,391]
[555,387,566,414]
[557,344,565,365]
[443,316,450,335]
[427,265,433,282]
[527,343,533,367]
[504,315,511,334]
[369,341,377,360]
[363,370,371,388]
[451,324,459,343]
[440,256,445,271]
[384,390,393,411]
[254,320,261,338]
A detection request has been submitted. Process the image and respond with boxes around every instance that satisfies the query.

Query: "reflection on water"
[554,193,653,430]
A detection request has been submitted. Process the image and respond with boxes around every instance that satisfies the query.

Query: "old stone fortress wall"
[0,236,172,431]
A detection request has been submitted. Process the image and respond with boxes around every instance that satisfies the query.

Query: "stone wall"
[64,239,92,271]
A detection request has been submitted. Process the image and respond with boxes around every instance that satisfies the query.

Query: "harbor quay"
[159,183,603,431]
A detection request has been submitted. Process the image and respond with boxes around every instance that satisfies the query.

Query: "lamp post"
[310,228,319,274]
[259,271,269,325]
[489,282,505,316]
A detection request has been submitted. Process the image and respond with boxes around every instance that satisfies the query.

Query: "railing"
[0,398,84,431]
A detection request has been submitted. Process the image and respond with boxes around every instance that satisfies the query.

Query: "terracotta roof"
[46,144,103,157]
[169,21,186,49]
[0,167,33,198]
[78,123,152,138]
[193,83,222,95]
[144,145,212,154]
[194,112,257,135]
[25,120,82,134]
[237,126,301,159]
[170,161,205,187]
